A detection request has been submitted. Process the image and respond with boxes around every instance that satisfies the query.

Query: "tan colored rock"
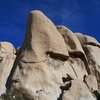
[62,80,96,100]
[12,58,61,99]
[68,57,88,80]
[8,10,100,100]
[12,52,89,100]
[84,74,98,92]
[20,10,69,63]
[0,42,15,54]
[83,45,100,92]
[56,26,85,55]
[56,26,90,74]
[12,56,90,99]
[0,42,16,95]
[75,32,100,47]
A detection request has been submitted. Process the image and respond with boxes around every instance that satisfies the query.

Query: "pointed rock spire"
[21,10,69,62]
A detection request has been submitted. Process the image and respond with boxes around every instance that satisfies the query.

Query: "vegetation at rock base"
[93,90,100,100]
[1,90,24,100]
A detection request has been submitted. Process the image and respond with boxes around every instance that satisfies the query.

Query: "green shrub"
[93,90,100,100]
[1,90,24,100]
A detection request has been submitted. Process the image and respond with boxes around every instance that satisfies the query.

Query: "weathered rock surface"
[62,80,96,100]
[56,26,85,55]
[0,42,16,95]
[84,74,98,92]
[83,45,100,92]
[21,10,69,63]
[75,32,100,47]
[0,10,100,100]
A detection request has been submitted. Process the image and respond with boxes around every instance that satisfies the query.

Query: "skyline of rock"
[0,10,100,100]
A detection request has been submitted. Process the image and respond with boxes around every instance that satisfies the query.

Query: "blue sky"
[0,0,100,48]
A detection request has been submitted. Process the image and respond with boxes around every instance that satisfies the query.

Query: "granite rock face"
[75,32,100,47]
[56,25,85,55]
[0,10,100,100]
[0,42,16,95]
[21,10,69,63]
[83,45,100,92]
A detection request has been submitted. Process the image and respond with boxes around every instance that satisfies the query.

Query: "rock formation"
[0,42,16,95]
[0,10,100,100]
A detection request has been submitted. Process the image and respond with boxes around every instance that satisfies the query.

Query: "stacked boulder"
[0,10,100,100]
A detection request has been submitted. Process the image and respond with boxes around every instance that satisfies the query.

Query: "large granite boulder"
[75,32,100,47]
[83,45,100,92]
[56,26,85,55]
[0,10,100,100]
[62,80,96,100]
[20,10,69,63]
[0,42,16,95]
[9,10,96,100]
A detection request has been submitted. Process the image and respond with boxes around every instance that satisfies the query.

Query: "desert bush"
[1,90,24,100]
